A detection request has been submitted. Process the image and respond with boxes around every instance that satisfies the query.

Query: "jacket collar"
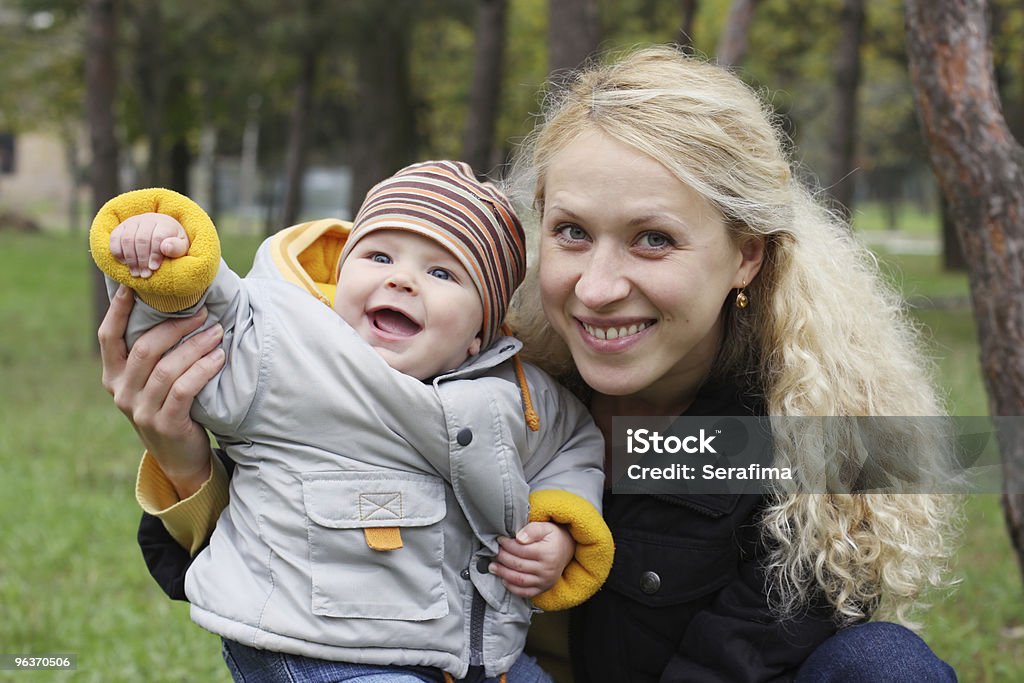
[432,335,524,385]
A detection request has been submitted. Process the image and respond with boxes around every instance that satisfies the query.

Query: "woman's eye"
[555,224,589,241]
[637,232,673,249]
[428,267,452,281]
[370,253,392,264]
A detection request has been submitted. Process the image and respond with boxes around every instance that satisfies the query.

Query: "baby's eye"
[370,253,392,264]
[428,267,453,281]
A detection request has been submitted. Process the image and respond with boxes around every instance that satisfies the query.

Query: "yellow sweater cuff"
[89,188,221,312]
[136,451,230,556]
[528,489,615,612]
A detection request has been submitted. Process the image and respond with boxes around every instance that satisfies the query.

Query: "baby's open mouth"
[371,308,422,337]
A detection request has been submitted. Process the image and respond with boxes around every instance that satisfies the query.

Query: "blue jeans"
[795,622,957,682]
[221,639,553,683]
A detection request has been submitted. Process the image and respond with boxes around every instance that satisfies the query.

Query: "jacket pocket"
[605,528,735,607]
[302,470,448,621]
[603,529,738,679]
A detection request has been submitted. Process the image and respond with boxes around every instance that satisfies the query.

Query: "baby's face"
[335,230,484,380]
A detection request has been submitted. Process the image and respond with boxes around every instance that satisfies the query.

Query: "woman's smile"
[576,317,656,347]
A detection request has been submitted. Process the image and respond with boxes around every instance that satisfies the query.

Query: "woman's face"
[538,129,763,411]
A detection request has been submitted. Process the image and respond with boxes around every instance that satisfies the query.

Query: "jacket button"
[639,571,661,595]
[460,568,471,580]
[476,557,492,573]
[457,428,473,446]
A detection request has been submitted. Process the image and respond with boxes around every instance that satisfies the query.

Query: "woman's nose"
[574,247,630,309]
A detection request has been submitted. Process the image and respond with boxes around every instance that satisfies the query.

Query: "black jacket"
[569,381,836,683]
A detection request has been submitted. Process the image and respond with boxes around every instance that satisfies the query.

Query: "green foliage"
[411,15,475,159]
[0,2,83,134]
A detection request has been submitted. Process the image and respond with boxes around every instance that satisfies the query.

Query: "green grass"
[0,231,261,683]
[877,252,972,304]
[851,200,941,235]
[0,229,1019,681]
[886,249,1024,680]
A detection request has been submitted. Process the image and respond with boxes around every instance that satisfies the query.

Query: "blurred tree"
[716,0,761,67]
[678,0,699,49]
[490,0,547,169]
[279,0,326,229]
[991,0,1024,144]
[827,0,865,217]
[855,0,931,231]
[905,0,1024,575]
[348,0,418,213]
[939,196,966,271]
[0,1,87,231]
[126,0,167,188]
[85,0,120,332]
[409,11,474,160]
[463,0,508,177]
[548,0,600,75]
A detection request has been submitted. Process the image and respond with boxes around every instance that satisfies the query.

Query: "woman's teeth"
[582,321,652,340]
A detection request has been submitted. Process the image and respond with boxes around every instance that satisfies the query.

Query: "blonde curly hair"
[506,45,960,627]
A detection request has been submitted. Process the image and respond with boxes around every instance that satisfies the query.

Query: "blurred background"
[1,0,1022,680]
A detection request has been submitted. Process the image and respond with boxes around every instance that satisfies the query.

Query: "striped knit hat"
[340,160,526,350]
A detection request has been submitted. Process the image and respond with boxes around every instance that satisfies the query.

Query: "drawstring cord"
[502,324,539,432]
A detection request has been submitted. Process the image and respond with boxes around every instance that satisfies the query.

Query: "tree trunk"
[350,6,417,215]
[168,136,190,195]
[239,95,261,232]
[85,0,120,337]
[279,44,319,230]
[61,123,82,234]
[904,0,1024,576]
[716,0,762,68]
[195,120,218,222]
[677,0,699,50]
[940,194,967,271]
[828,0,865,217]
[132,0,165,187]
[548,0,600,75]
[463,0,508,178]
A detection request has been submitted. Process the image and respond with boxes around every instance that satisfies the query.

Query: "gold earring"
[735,281,749,309]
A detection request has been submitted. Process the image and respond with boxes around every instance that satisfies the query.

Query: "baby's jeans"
[222,639,553,683]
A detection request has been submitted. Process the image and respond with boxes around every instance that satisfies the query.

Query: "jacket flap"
[604,528,736,606]
[302,471,446,529]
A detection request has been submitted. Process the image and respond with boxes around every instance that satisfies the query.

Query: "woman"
[100,46,959,681]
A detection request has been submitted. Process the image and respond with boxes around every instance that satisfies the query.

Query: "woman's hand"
[490,521,577,598]
[98,285,225,499]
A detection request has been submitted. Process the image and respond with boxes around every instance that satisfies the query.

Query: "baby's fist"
[110,212,189,278]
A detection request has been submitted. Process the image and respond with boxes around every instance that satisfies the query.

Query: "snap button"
[639,571,661,595]
[476,557,492,573]
[457,428,473,446]
[460,568,471,580]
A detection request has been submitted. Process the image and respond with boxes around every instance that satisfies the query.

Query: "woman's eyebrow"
[626,212,688,230]
[545,205,583,221]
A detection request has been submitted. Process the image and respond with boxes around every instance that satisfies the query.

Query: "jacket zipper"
[469,590,486,666]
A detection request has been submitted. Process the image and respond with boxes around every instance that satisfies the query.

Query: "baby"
[90,161,612,682]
